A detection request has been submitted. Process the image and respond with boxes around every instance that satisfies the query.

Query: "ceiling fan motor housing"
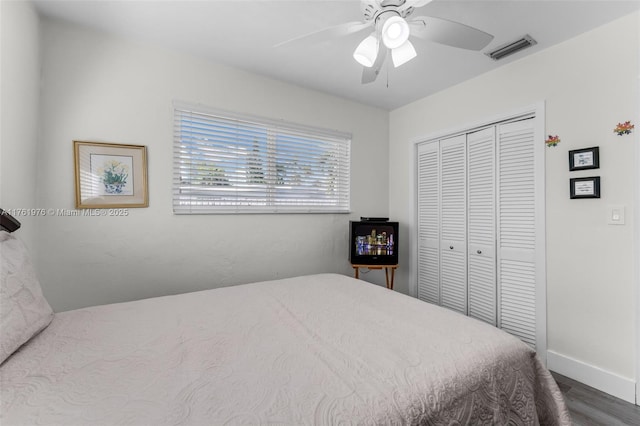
[362,0,414,22]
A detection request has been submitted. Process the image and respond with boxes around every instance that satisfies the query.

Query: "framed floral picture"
[74,141,148,208]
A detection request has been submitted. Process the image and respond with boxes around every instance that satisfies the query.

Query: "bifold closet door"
[497,118,537,348]
[439,135,467,314]
[416,115,543,350]
[467,127,497,326]
[417,142,440,304]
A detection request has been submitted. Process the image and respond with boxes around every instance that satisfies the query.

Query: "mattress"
[1,273,570,425]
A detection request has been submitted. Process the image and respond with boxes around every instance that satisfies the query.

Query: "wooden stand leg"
[390,267,395,291]
[351,264,396,290]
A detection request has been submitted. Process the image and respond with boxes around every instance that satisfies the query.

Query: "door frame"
[635,86,640,405]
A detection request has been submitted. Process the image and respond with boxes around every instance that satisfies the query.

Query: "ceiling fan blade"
[399,0,434,11]
[274,20,373,48]
[409,16,494,50]
[361,42,387,84]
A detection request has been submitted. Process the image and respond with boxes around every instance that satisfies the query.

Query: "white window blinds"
[173,102,351,214]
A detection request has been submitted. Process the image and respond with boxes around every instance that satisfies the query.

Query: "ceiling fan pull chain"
[386,59,390,88]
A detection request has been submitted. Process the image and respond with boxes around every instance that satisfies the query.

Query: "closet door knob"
[477,250,482,255]
[449,245,454,250]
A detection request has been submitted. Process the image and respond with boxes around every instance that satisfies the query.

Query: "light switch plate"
[607,204,625,225]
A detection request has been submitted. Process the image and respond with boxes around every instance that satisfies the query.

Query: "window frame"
[172,102,352,214]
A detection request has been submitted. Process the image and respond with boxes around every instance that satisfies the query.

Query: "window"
[173,102,351,214]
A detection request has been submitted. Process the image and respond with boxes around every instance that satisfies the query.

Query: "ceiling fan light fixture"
[353,34,379,67]
[381,15,410,49]
[391,40,417,67]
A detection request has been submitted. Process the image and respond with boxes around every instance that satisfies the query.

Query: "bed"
[0,228,571,425]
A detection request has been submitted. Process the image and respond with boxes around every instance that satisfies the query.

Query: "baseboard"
[547,350,637,404]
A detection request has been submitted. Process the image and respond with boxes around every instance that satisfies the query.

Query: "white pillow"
[0,231,53,364]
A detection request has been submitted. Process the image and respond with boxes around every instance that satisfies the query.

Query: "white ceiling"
[33,0,640,110]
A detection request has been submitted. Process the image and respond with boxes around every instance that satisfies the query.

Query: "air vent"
[486,35,537,61]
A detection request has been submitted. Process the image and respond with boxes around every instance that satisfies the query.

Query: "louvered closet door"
[417,142,440,304]
[497,118,537,348]
[439,135,467,314]
[467,127,497,326]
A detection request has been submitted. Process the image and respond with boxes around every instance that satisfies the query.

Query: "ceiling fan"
[276,0,494,84]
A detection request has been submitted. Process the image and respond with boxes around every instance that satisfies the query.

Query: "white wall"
[389,12,638,396]
[36,17,389,312]
[0,0,41,254]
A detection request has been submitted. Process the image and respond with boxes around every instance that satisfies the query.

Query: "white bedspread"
[1,273,570,425]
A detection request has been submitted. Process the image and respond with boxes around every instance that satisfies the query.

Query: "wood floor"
[551,372,640,425]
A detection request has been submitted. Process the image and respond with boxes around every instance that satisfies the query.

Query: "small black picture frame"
[570,176,600,199]
[569,146,599,171]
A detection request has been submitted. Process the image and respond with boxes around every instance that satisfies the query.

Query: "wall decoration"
[613,121,634,136]
[570,176,600,199]
[74,141,148,209]
[545,135,560,147]
[568,146,599,171]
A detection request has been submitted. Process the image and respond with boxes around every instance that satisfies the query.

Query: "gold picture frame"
[74,141,148,209]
